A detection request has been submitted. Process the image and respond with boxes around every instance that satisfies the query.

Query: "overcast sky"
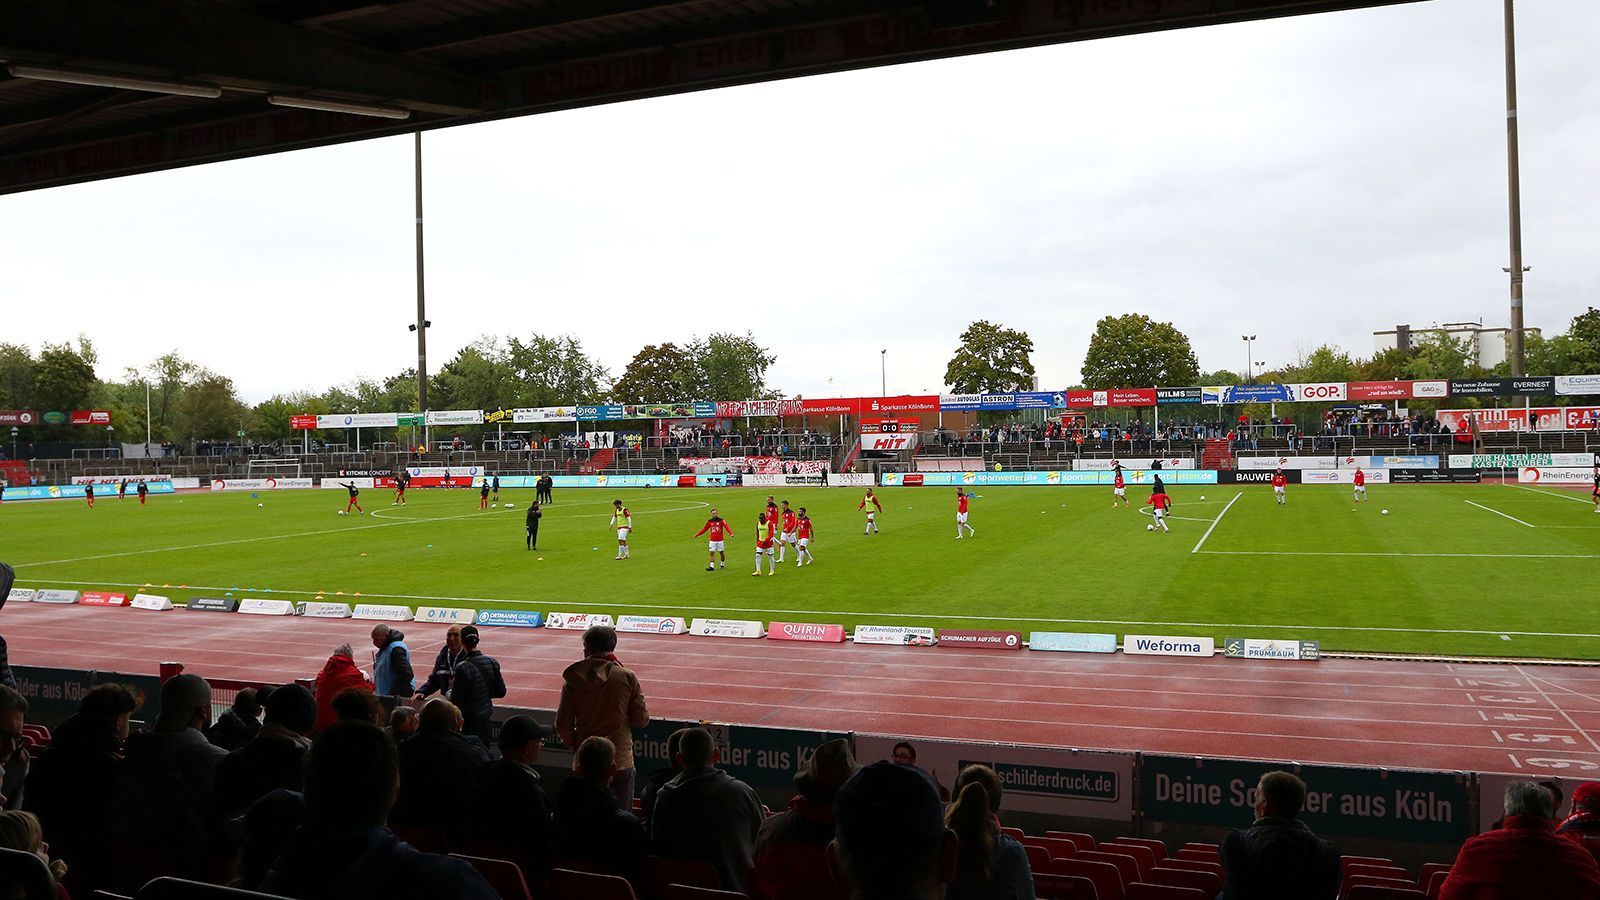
[3,0,1597,405]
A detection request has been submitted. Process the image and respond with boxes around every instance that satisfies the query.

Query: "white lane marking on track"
[1199,549,1600,559]
[20,578,1600,640]
[1519,671,1600,713]
[1515,485,1595,504]
[1516,665,1600,753]
[1191,492,1242,554]
[1466,499,1537,528]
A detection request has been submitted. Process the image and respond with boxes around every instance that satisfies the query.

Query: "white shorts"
[616,527,631,540]
[798,538,810,549]
[1153,509,1166,521]
[757,545,773,555]
[865,511,876,521]
[1114,487,1125,496]
[1354,485,1366,493]
[782,531,797,544]
[708,540,724,552]
[1273,486,1285,495]
[956,512,968,524]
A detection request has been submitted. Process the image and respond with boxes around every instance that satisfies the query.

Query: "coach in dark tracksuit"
[526,502,542,550]
[449,626,507,744]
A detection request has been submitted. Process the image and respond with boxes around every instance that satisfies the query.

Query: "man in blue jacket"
[369,624,414,697]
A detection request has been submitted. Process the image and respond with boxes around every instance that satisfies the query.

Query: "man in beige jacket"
[556,625,650,810]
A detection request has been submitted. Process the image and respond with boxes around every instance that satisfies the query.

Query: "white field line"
[21,577,1600,640]
[1201,549,1600,559]
[1191,492,1243,554]
[1466,499,1537,528]
[12,501,709,568]
[1516,665,1600,753]
[1515,485,1595,505]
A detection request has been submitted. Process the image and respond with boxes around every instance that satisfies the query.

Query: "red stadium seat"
[1180,842,1218,854]
[1156,858,1224,887]
[1033,873,1099,900]
[1048,858,1124,900]
[1110,837,1167,861]
[390,824,450,854]
[1078,849,1139,889]
[91,893,134,900]
[664,887,746,900]
[1020,836,1081,861]
[1341,856,1397,873]
[1419,862,1450,887]
[1344,875,1420,896]
[1002,825,1026,841]
[1101,841,1155,879]
[1126,885,1205,900]
[451,854,533,900]
[1347,863,1409,880]
[1024,844,1053,871]
[1175,848,1218,864]
[133,878,287,898]
[644,856,722,895]
[1048,831,1098,851]
[1343,887,1426,900]
[1147,866,1221,896]
[550,867,640,900]
[1424,869,1450,900]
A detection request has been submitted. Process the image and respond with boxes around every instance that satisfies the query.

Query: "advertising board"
[689,618,765,639]
[210,478,315,491]
[512,406,579,423]
[1301,469,1390,484]
[238,599,294,615]
[1451,452,1596,469]
[130,594,174,611]
[860,433,918,452]
[0,410,38,426]
[939,394,983,410]
[1517,467,1596,484]
[768,622,846,643]
[353,604,413,621]
[34,590,80,604]
[415,606,477,625]
[1286,382,1348,402]
[7,589,37,603]
[1156,387,1202,404]
[316,412,399,429]
[828,473,875,487]
[1073,458,1196,471]
[69,474,173,485]
[1223,637,1320,660]
[1028,632,1117,653]
[852,625,937,646]
[938,630,1023,650]
[187,597,238,612]
[1555,374,1600,396]
[545,612,615,630]
[1219,469,1301,484]
[475,610,545,628]
[424,409,485,426]
[1123,635,1215,657]
[79,591,129,607]
[617,615,689,635]
[69,410,112,425]
[299,601,353,619]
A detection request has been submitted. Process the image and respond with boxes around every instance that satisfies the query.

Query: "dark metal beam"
[374,0,701,55]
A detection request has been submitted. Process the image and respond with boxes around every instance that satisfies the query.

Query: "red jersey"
[782,510,798,533]
[766,502,779,519]
[1353,471,1365,486]
[1149,492,1171,511]
[1114,473,1124,488]
[696,518,732,541]
[859,494,882,511]
[756,519,777,549]
[1271,474,1286,488]
[797,517,813,540]
[957,495,969,514]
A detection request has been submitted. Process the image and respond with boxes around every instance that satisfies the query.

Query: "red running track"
[8,603,1600,777]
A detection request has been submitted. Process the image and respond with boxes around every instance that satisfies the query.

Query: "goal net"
[247,458,302,478]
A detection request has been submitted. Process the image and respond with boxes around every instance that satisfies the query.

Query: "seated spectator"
[392,698,490,846]
[207,687,264,751]
[0,810,68,899]
[371,624,414,697]
[259,721,496,899]
[639,727,686,826]
[469,716,553,879]
[110,673,229,885]
[827,761,958,900]
[388,706,420,743]
[552,736,649,883]
[24,683,137,894]
[314,644,371,733]
[332,689,386,725]
[215,684,318,823]
[232,788,304,891]
[753,738,857,900]
[1219,771,1340,900]
[944,765,1035,900]
[651,726,763,892]
[1561,782,1600,864]
[1442,781,1600,899]
[0,684,28,811]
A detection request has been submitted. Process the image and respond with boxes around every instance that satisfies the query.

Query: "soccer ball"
[1381,509,1389,516]
[1200,495,1206,501]
[492,503,499,508]
[257,503,263,508]
[1146,524,1154,531]
[505,503,515,509]
[338,510,347,516]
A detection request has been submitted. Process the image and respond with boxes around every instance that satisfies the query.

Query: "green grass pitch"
[4,483,1599,659]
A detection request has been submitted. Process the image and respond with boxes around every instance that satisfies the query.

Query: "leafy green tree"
[503,334,610,406]
[1080,314,1200,389]
[1353,347,1415,381]
[33,340,98,414]
[1198,369,1242,386]
[1284,346,1355,383]
[1557,307,1600,374]
[611,343,699,402]
[176,370,248,443]
[688,332,775,402]
[943,320,1036,393]
[1403,332,1481,381]
[0,343,36,409]
[430,338,518,412]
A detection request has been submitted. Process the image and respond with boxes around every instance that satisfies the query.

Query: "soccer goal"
[246,458,302,478]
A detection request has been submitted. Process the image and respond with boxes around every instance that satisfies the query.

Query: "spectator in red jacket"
[753,738,857,900]
[313,644,371,733]
[1560,782,1600,866]
[1442,781,1600,900]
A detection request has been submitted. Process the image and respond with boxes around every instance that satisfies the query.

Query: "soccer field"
[4,482,1599,659]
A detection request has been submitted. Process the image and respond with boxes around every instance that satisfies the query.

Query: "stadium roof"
[1,0,1424,195]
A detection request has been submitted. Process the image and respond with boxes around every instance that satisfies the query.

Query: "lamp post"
[1503,0,1527,377]
[9,426,16,460]
[880,349,887,397]
[1242,335,1257,383]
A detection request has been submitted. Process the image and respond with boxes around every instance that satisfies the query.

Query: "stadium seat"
[0,847,56,900]
[1078,849,1140,888]
[1343,865,1412,893]
[1033,873,1098,900]
[451,854,533,900]
[1126,885,1205,900]
[1024,843,1054,871]
[1147,866,1221,896]
[1047,857,1124,900]
[390,824,451,854]
[1109,837,1167,861]
[1174,848,1218,864]
[1048,831,1098,851]
[1418,862,1450,887]
[663,887,745,900]
[1424,869,1449,899]
[550,867,639,900]
[1341,855,1397,873]
[1002,825,1026,841]
[1155,858,1224,887]
[644,856,722,894]
[1179,842,1218,854]
[91,893,134,900]
[1020,836,1081,860]
[133,879,289,899]
[1100,841,1155,878]
[1343,887,1425,900]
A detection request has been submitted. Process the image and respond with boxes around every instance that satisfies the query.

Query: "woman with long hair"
[944,765,1035,900]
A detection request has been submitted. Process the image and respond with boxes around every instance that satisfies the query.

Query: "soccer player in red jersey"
[695,509,734,571]
[752,511,778,576]
[858,488,882,534]
[1148,486,1171,533]
[1112,463,1129,508]
[955,488,975,539]
[1271,468,1288,506]
[777,500,798,563]
[338,482,363,514]
[610,500,632,560]
[84,483,94,508]
[393,470,409,506]
[1353,467,1368,502]
[795,508,815,566]
[137,480,148,505]
[479,478,491,510]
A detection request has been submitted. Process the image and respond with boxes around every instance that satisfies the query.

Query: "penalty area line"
[1191,492,1242,554]
[1465,499,1536,528]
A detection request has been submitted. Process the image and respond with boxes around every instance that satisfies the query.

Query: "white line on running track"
[1516,665,1600,753]
[1520,672,1600,710]
[1515,485,1595,505]
[21,578,1600,639]
[1466,499,1537,528]
[1191,492,1242,554]
[1200,549,1600,559]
